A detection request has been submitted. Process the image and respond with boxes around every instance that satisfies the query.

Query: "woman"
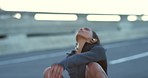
[43,27,108,78]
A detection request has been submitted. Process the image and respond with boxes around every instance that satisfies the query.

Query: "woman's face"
[76,27,93,41]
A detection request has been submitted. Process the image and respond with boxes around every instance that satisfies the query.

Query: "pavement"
[0,37,148,78]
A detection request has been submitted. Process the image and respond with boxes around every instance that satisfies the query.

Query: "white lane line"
[1,51,148,66]
[109,51,148,65]
[0,51,67,66]
[0,39,148,66]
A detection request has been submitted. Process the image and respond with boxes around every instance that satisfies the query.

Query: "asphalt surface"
[0,37,148,78]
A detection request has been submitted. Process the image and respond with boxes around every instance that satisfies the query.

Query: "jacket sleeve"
[58,46,106,70]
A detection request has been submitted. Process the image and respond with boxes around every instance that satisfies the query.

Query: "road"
[0,37,148,78]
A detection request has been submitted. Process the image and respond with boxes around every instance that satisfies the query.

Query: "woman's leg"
[85,62,108,78]
[43,67,51,78]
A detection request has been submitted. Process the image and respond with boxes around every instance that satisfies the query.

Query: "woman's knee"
[86,62,108,78]
[87,62,101,71]
[43,67,51,78]
[87,62,98,67]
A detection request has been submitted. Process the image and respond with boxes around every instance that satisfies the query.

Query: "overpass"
[0,11,148,55]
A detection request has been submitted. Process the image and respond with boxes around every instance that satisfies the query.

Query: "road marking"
[0,39,148,66]
[0,51,67,66]
[109,51,148,65]
[1,51,148,66]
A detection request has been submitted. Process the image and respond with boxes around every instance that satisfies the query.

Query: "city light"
[34,14,77,21]
[87,15,121,21]
[127,15,137,21]
[141,15,148,21]
[13,13,21,19]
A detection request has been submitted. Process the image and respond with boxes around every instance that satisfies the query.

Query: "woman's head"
[76,27,100,44]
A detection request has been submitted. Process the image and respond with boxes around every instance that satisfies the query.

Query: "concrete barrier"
[0,11,148,56]
[0,26,148,56]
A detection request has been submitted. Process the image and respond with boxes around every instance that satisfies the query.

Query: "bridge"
[0,10,148,78]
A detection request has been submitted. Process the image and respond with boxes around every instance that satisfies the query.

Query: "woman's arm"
[58,46,106,70]
[43,46,106,78]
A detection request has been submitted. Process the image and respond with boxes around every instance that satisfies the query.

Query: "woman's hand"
[43,64,64,78]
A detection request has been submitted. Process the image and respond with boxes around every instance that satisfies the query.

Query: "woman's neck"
[76,39,86,54]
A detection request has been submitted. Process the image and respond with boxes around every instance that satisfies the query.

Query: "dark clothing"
[58,43,107,78]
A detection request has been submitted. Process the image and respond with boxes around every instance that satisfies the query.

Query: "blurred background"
[0,0,148,78]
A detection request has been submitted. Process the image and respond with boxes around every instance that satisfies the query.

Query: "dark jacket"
[58,43,107,78]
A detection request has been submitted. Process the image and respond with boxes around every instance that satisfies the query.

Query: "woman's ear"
[90,38,97,44]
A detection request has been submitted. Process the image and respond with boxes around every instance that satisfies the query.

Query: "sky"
[0,0,148,15]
